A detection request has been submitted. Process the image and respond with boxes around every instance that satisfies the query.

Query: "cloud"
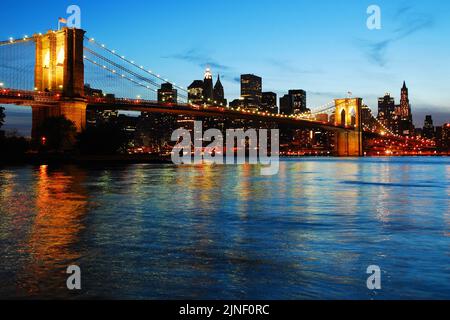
[413,107,450,126]
[361,6,435,66]
[309,90,343,98]
[266,58,321,75]
[164,49,231,71]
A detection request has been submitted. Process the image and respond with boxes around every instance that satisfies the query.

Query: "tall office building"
[203,68,214,102]
[442,124,450,152]
[241,74,262,110]
[261,92,277,113]
[377,93,395,129]
[289,90,307,114]
[423,115,435,139]
[157,82,177,104]
[279,90,308,115]
[280,94,292,115]
[398,81,414,136]
[188,80,204,105]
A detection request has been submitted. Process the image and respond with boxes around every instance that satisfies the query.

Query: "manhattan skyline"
[1,0,450,134]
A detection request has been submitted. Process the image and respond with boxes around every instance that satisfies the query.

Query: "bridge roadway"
[0,88,351,133]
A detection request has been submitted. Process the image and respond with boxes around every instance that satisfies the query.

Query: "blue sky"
[1,0,450,135]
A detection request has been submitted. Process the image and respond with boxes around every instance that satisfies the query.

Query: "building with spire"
[188,68,226,106]
[396,81,414,136]
[203,67,214,103]
[213,74,227,106]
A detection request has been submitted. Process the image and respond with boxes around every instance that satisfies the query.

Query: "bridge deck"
[0,88,351,132]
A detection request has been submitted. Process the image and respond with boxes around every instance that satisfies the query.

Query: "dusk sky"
[1,0,450,135]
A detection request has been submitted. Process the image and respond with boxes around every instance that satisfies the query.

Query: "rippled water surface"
[0,157,449,299]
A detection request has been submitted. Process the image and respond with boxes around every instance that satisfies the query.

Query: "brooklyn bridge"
[0,27,433,156]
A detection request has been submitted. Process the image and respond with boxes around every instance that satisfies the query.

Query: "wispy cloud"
[361,5,435,66]
[164,49,231,71]
[266,58,322,75]
[309,91,344,98]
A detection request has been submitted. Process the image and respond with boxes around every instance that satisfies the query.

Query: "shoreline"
[0,153,449,167]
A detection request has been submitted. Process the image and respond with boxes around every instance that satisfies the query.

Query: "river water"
[0,157,449,299]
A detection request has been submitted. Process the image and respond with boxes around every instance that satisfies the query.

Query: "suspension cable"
[84,36,188,94]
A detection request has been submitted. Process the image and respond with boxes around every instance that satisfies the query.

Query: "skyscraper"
[423,115,435,139]
[188,80,204,105]
[188,68,225,106]
[279,90,308,115]
[203,68,214,102]
[241,74,262,111]
[400,82,411,118]
[289,90,307,114]
[377,93,395,129]
[261,92,278,113]
[398,81,414,136]
[157,82,177,104]
[280,94,292,115]
[442,124,450,152]
[213,75,227,106]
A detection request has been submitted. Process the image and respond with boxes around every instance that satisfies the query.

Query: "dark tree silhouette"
[0,132,29,160]
[77,122,129,155]
[38,116,77,152]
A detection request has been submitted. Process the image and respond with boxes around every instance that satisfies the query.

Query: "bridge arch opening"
[349,108,356,127]
[340,109,346,127]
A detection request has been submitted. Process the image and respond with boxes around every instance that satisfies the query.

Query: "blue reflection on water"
[0,157,449,299]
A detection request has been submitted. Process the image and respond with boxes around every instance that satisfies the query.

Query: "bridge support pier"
[30,27,87,141]
[334,98,363,157]
[336,131,363,156]
[31,101,87,140]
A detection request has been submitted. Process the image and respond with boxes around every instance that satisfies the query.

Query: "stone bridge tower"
[32,28,87,139]
[334,98,363,156]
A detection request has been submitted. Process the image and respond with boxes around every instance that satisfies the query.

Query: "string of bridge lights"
[3,34,390,133]
[366,107,399,137]
[85,36,188,94]
[83,44,190,102]
[309,101,336,115]
[0,35,34,46]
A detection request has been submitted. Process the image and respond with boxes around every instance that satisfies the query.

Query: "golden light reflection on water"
[17,165,88,295]
[1,159,449,299]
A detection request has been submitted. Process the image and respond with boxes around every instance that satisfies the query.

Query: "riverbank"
[0,153,173,165]
[1,153,449,166]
